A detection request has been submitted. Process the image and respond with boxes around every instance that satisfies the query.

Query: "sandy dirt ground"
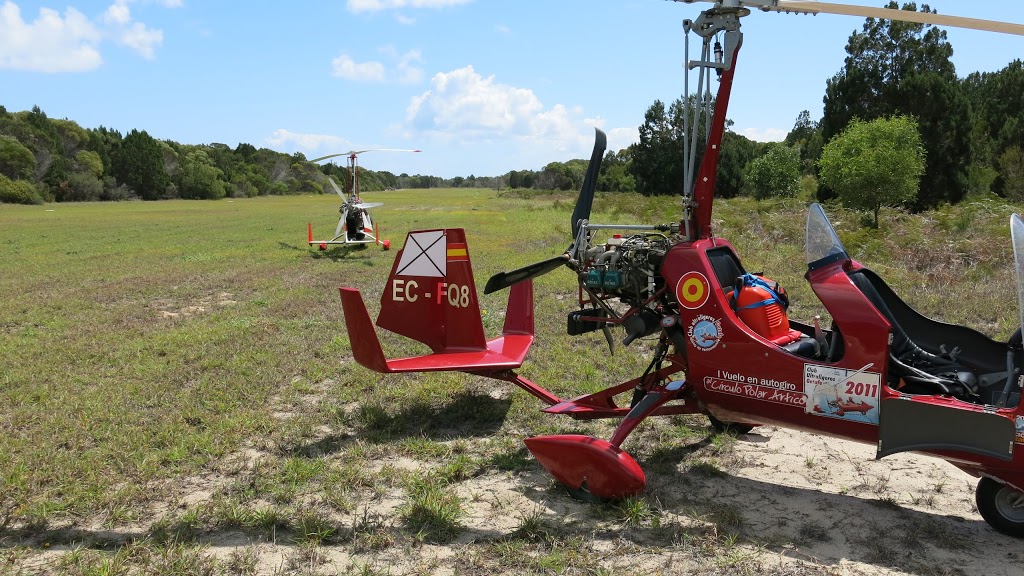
[7,416,1023,576]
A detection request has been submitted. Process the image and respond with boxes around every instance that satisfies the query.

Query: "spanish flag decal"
[447,242,468,262]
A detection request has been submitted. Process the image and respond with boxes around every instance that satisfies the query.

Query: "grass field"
[2,189,1023,575]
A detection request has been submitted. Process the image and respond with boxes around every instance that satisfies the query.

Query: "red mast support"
[691,44,741,240]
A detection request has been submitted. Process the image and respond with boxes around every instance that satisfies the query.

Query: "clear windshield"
[1012,214,1024,333]
[805,203,848,266]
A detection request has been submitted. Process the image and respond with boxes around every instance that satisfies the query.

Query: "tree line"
[3,3,1024,211]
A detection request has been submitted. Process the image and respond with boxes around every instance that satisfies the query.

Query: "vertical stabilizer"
[376,229,487,353]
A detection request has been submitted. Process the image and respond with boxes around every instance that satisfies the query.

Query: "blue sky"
[2,0,1023,178]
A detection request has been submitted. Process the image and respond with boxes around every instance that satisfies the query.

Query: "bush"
[0,136,36,180]
[56,172,104,202]
[744,144,800,199]
[0,174,43,204]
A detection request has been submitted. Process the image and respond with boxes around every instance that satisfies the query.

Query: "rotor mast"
[681,5,744,240]
[348,153,359,200]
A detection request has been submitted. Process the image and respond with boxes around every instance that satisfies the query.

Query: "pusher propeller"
[327,177,347,200]
[483,128,607,295]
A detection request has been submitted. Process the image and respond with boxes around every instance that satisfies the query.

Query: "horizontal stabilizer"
[338,228,535,374]
[339,283,534,373]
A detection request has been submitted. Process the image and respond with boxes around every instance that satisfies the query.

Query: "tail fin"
[376,229,487,353]
[339,228,534,374]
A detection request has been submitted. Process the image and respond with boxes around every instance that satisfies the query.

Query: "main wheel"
[707,414,754,435]
[976,477,1024,538]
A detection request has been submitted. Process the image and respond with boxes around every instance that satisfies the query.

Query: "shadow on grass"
[276,392,514,458]
[356,391,512,443]
[306,243,378,264]
[276,241,307,252]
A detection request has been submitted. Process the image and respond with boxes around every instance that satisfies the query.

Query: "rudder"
[376,229,487,353]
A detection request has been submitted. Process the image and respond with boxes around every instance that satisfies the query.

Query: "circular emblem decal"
[675,271,710,310]
[688,315,723,352]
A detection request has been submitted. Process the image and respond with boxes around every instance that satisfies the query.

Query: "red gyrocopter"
[336,1,1024,537]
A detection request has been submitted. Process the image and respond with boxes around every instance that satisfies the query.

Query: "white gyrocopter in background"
[307,148,421,251]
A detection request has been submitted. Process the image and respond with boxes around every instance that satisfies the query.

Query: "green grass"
[2,189,1022,572]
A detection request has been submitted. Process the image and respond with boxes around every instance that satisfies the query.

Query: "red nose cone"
[524,434,645,499]
[382,240,391,250]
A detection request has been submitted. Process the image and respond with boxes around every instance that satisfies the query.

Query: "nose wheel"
[976,477,1024,537]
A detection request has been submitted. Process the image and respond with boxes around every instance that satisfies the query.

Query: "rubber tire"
[976,477,1024,538]
[707,414,754,435]
[564,482,612,504]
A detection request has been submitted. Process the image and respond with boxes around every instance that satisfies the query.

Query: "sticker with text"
[804,363,881,424]
[688,314,722,351]
[704,369,804,407]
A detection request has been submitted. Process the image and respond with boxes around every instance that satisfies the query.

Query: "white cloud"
[405,67,637,171]
[407,66,591,147]
[0,2,103,72]
[495,24,510,35]
[266,129,350,152]
[0,0,175,72]
[392,47,422,84]
[104,0,164,59]
[739,127,788,142]
[347,0,472,13]
[103,2,131,24]
[116,20,162,58]
[331,53,385,81]
[606,126,639,151]
[394,13,414,25]
[332,47,422,84]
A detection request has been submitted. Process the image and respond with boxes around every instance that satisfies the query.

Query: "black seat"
[848,270,977,398]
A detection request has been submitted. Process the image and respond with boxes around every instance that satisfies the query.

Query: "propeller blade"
[310,149,422,163]
[353,202,383,209]
[483,254,570,295]
[772,1,1024,36]
[485,129,607,294]
[571,128,607,239]
[327,177,346,200]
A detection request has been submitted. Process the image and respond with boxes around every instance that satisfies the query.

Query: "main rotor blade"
[327,177,346,200]
[310,149,422,163]
[483,254,570,295]
[773,1,1024,36]
[353,202,383,209]
[571,128,607,239]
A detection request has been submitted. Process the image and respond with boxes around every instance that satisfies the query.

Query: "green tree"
[819,116,925,228]
[0,135,36,180]
[75,149,103,178]
[0,173,41,204]
[822,2,969,208]
[784,110,824,175]
[598,149,636,193]
[630,100,679,196]
[112,129,169,200]
[744,143,800,199]
[717,131,757,198]
[178,149,227,199]
[998,146,1024,201]
[964,60,1024,196]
